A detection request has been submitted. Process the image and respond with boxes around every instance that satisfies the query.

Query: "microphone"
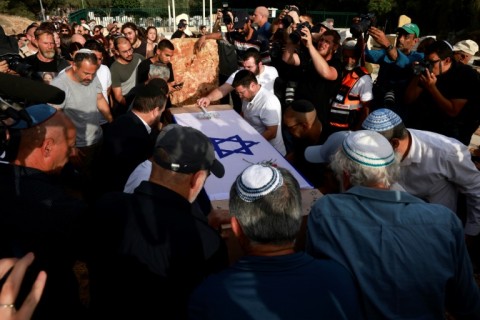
[0,73,65,104]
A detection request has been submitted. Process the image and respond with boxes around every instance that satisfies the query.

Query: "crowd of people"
[2,3,480,319]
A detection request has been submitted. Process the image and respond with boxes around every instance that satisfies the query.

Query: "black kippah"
[138,79,167,97]
[147,78,169,95]
[290,99,315,113]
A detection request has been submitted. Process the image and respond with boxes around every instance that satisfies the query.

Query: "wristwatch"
[386,44,394,51]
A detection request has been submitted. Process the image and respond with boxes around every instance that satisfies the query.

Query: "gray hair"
[229,167,302,245]
[149,64,171,81]
[330,148,400,189]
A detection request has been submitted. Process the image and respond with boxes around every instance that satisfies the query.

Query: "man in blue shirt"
[365,22,423,118]
[307,130,480,319]
[189,164,364,320]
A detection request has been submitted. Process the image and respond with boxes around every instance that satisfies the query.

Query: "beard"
[41,49,55,59]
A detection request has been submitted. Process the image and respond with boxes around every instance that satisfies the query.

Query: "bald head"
[71,33,86,46]
[15,111,76,174]
[253,6,269,26]
[255,6,269,17]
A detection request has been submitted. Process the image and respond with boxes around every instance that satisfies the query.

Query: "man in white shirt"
[197,49,278,111]
[362,108,480,238]
[232,69,286,155]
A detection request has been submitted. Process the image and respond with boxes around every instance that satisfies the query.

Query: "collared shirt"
[189,252,364,320]
[226,65,279,94]
[400,129,480,235]
[19,44,37,58]
[307,185,480,319]
[132,111,151,134]
[242,86,286,155]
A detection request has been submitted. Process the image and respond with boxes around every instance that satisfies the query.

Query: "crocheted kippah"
[362,108,402,132]
[236,164,284,202]
[342,130,395,167]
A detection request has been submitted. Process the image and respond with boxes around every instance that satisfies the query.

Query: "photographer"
[404,40,480,145]
[271,5,300,39]
[363,22,423,117]
[282,27,342,129]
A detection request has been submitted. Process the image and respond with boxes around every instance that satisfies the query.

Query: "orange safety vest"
[329,66,369,129]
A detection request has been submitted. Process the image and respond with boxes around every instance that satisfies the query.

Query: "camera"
[217,5,232,25]
[412,60,433,76]
[0,53,33,78]
[289,21,311,44]
[281,15,294,28]
[350,13,376,38]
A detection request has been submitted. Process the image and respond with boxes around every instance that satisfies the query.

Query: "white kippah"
[342,130,395,167]
[236,164,284,202]
[76,48,94,54]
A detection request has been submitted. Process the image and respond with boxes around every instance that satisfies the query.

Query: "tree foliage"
[111,0,140,9]
[0,0,10,12]
[2,0,480,38]
[367,0,394,15]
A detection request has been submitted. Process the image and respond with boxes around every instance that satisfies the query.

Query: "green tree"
[368,0,394,15]
[112,0,140,8]
[0,0,10,12]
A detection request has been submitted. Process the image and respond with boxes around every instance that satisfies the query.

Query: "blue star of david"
[210,135,260,159]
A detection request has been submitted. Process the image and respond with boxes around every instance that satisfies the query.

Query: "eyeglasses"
[426,59,441,65]
[60,29,69,32]
[120,48,133,54]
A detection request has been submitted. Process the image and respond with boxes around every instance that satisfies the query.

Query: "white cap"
[453,39,479,56]
[304,131,351,163]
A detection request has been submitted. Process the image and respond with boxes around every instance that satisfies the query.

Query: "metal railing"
[69,7,358,31]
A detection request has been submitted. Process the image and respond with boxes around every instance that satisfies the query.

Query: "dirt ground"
[0,14,36,35]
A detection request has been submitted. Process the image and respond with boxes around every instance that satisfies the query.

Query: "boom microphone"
[0,73,65,105]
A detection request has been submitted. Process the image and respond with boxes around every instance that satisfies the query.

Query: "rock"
[169,38,219,107]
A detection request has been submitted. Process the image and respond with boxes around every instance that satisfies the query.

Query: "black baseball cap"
[153,124,225,178]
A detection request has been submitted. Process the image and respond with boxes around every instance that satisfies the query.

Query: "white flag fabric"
[174,109,313,200]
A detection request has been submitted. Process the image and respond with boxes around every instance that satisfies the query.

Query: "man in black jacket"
[0,104,87,319]
[90,124,228,319]
[95,79,167,195]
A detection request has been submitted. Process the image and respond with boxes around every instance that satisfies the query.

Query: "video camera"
[281,5,300,28]
[350,13,376,38]
[0,53,34,79]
